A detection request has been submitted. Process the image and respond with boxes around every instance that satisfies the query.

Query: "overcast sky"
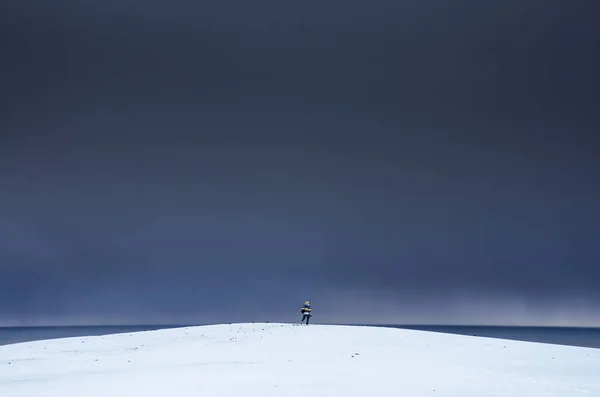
[1,0,599,326]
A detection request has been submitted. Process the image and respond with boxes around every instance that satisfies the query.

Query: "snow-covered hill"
[1,323,599,396]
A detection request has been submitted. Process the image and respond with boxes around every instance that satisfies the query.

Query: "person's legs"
[301,315,307,324]
[306,315,310,325]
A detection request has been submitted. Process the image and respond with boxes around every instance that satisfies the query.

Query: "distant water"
[384,325,600,349]
[1,324,599,349]
[0,325,185,347]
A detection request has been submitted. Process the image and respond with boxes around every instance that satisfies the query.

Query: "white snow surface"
[1,323,599,396]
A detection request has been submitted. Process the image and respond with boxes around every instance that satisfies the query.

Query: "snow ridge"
[1,323,599,396]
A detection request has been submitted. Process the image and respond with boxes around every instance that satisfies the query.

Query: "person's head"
[305,300,311,305]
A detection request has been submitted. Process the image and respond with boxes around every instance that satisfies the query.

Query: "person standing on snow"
[301,300,312,325]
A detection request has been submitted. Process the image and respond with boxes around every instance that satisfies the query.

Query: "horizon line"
[2,323,600,329]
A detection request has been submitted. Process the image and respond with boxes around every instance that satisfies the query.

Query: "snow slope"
[1,323,599,397]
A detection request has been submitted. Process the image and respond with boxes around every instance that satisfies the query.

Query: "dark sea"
[0,325,185,347]
[1,324,599,349]
[390,325,600,349]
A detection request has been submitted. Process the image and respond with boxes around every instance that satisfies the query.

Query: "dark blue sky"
[1,0,599,326]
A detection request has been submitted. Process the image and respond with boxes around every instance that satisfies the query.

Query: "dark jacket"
[301,304,312,316]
